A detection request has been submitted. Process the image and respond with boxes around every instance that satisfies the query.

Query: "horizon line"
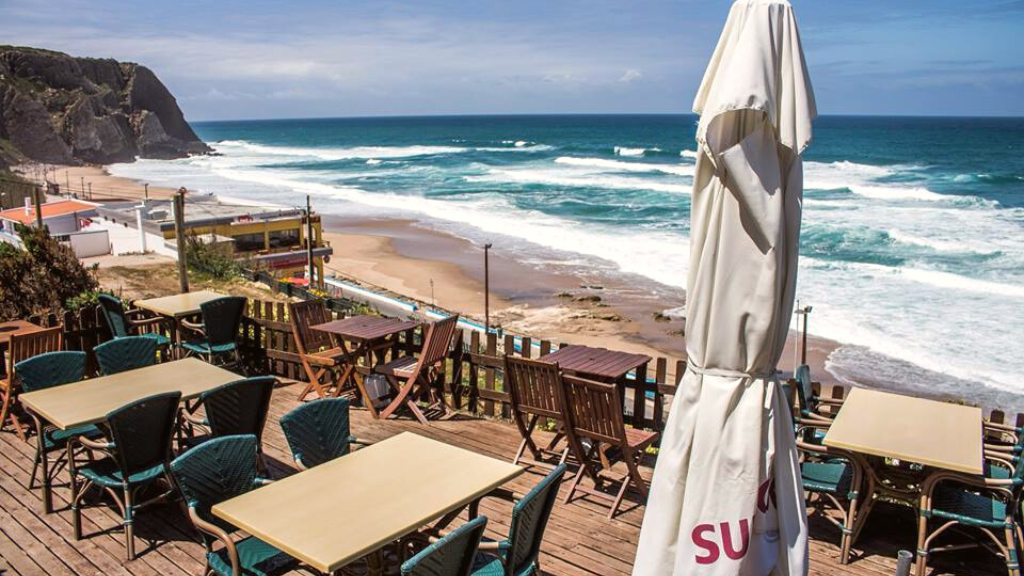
[190,111,1024,124]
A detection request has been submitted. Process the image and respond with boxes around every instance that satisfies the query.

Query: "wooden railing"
[24,297,1024,436]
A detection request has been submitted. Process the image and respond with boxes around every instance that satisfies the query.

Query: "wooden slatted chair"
[1,325,63,441]
[374,315,460,425]
[503,355,570,471]
[288,300,348,400]
[559,374,659,519]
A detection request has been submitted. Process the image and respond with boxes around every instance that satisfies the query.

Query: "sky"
[2,0,1022,121]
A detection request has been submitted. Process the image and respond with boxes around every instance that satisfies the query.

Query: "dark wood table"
[540,344,652,421]
[311,316,420,416]
[0,320,45,375]
[0,320,44,347]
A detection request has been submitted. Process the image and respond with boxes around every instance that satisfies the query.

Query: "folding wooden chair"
[288,300,348,401]
[503,355,570,471]
[374,315,460,425]
[559,374,659,519]
[1,325,63,441]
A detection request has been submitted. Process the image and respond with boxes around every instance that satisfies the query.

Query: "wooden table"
[0,320,44,375]
[212,432,522,574]
[134,290,225,355]
[540,344,651,423]
[824,388,983,475]
[20,358,241,512]
[311,316,420,416]
[0,320,44,347]
[823,387,983,547]
[134,290,225,319]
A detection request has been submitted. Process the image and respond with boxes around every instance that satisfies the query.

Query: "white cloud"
[619,69,643,83]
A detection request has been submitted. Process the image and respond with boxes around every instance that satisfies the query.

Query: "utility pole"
[80,176,85,196]
[306,195,315,289]
[484,243,492,334]
[65,171,70,197]
[144,183,149,200]
[173,188,189,293]
[33,185,44,229]
[87,183,92,200]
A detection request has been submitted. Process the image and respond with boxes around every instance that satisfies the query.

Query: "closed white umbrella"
[633,1,815,575]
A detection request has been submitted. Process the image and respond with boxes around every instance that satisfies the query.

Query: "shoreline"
[15,160,908,396]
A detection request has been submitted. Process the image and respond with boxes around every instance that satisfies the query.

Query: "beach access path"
[0,379,999,576]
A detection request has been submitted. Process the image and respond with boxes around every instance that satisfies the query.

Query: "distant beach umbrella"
[633,1,815,575]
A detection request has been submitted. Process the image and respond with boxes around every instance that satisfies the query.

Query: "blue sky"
[2,0,1022,120]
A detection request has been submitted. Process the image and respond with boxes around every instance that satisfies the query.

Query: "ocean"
[109,114,1024,409]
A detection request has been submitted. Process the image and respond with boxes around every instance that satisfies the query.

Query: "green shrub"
[0,224,98,319]
[185,233,240,280]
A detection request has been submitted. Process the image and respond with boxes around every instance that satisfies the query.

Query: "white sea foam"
[111,141,1024,401]
[466,166,692,195]
[365,159,382,165]
[887,228,995,254]
[680,149,699,159]
[214,140,467,160]
[614,146,646,157]
[554,156,694,177]
[196,163,689,289]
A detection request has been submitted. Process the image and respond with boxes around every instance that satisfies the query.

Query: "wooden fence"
[23,296,1024,436]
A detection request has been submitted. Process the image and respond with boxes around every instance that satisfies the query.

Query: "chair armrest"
[922,469,1019,496]
[78,436,115,451]
[180,319,205,334]
[188,506,239,566]
[985,421,1022,433]
[128,316,166,328]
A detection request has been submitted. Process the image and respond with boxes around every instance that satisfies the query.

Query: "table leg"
[30,414,52,513]
[631,364,648,428]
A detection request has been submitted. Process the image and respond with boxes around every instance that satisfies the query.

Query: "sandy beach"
[20,160,842,387]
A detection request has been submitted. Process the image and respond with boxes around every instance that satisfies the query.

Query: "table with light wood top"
[20,357,241,513]
[212,432,523,574]
[20,358,241,431]
[134,290,225,318]
[823,387,983,475]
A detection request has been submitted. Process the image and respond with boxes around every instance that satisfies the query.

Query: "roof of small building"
[0,199,99,225]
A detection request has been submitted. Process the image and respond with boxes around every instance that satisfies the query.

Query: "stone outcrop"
[0,46,209,165]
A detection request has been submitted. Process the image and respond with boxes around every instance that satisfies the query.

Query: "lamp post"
[484,243,492,334]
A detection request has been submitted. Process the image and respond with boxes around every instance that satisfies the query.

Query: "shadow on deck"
[0,381,1002,576]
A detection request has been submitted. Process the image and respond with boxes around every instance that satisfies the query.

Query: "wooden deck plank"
[0,379,1005,576]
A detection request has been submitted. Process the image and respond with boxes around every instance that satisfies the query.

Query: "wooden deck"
[0,381,1003,576]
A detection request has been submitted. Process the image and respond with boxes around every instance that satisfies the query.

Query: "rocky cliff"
[0,46,210,165]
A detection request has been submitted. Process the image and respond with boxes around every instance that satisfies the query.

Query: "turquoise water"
[109,115,1024,407]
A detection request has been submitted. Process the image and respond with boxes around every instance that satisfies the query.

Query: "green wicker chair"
[403,516,488,576]
[468,464,567,576]
[94,336,159,375]
[69,391,181,560]
[97,294,171,350]
[916,453,1024,576]
[180,377,276,471]
[170,435,297,576]
[181,296,247,366]
[795,425,869,565]
[15,351,103,512]
[279,397,369,470]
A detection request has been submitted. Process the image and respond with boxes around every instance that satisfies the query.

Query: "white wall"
[64,230,110,258]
